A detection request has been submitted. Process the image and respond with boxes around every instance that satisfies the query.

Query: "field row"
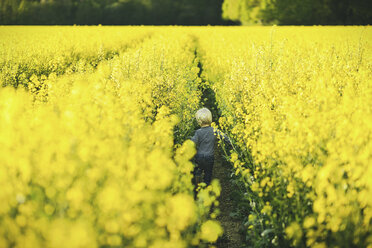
[0,27,221,248]
[197,26,372,247]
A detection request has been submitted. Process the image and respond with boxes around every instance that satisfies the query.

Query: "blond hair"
[195,108,212,126]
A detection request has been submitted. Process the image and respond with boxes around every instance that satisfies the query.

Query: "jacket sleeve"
[191,130,199,146]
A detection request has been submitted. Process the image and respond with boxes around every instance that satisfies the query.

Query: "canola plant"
[197,26,372,247]
[0,26,371,248]
[0,27,221,248]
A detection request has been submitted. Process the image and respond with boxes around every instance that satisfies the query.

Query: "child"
[191,108,230,185]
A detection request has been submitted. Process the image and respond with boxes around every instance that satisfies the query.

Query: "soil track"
[214,150,244,248]
[193,38,245,248]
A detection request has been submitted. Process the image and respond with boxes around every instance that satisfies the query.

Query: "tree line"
[1,0,370,25]
[0,0,233,25]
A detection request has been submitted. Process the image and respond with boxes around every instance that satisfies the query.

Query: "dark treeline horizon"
[0,0,371,25]
[0,0,236,25]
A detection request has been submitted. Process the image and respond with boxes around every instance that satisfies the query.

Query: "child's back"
[191,126,216,156]
[191,108,230,185]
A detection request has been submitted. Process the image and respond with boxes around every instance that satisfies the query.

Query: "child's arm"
[190,131,199,145]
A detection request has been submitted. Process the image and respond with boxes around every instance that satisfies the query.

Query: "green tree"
[222,0,372,25]
[0,0,21,23]
[222,0,267,24]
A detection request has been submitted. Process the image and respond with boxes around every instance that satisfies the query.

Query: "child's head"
[195,108,212,126]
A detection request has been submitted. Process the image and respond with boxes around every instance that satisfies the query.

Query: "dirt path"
[193,39,244,247]
[214,151,244,248]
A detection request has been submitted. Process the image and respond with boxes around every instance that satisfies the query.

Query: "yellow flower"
[200,220,223,242]
[166,194,196,233]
